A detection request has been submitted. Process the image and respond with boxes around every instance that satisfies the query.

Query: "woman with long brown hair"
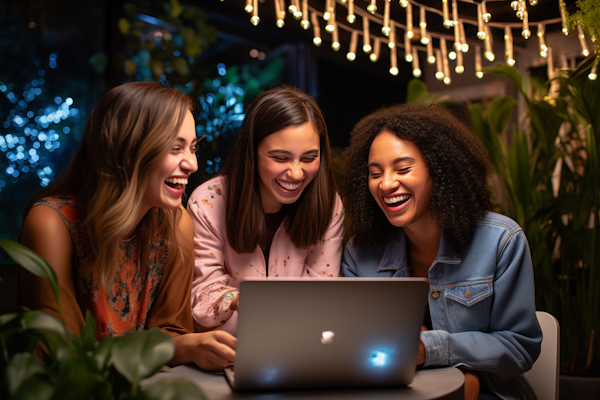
[19,81,236,370]
[187,85,344,343]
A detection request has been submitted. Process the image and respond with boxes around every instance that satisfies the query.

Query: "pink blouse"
[187,175,344,335]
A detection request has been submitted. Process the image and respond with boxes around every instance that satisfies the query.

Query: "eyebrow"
[267,149,319,156]
[367,156,416,168]
[176,137,198,145]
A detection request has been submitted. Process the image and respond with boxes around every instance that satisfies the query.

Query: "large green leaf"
[0,240,61,314]
[21,310,67,337]
[79,310,97,353]
[111,328,174,388]
[6,353,46,394]
[487,96,517,135]
[94,336,115,371]
[142,377,206,400]
[482,64,524,96]
[406,79,427,103]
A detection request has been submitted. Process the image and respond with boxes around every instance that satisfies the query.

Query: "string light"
[441,37,451,84]
[370,37,381,61]
[406,3,414,39]
[323,0,331,21]
[312,11,321,46]
[288,0,297,14]
[589,65,597,80]
[522,9,531,39]
[405,31,413,62]
[412,47,422,77]
[367,0,377,14]
[459,21,469,52]
[455,48,464,73]
[325,0,336,31]
[400,0,409,8]
[475,45,483,78]
[449,49,457,61]
[389,24,396,49]
[427,36,435,64]
[301,0,310,29]
[505,26,515,66]
[347,30,357,61]
[363,16,372,52]
[250,0,260,25]
[529,0,538,5]
[347,0,356,23]
[245,0,253,13]
[274,0,285,28]
[516,0,525,20]
[511,1,519,10]
[332,22,340,51]
[435,48,444,80]
[443,0,452,29]
[383,0,391,36]
[482,1,491,23]
[560,0,568,35]
[292,0,302,19]
[453,3,461,50]
[420,7,429,44]
[390,45,399,75]
[578,25,590,56]
[547,46,554,80]
[477,4,486,40]
[452,0,459,26]
[538,23,548,58]
[484,24,495,61]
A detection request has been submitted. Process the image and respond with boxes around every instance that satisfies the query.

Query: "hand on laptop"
[170,331,237,371]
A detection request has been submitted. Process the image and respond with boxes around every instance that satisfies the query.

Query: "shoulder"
[187,176,226,212]
[470,211,528,255]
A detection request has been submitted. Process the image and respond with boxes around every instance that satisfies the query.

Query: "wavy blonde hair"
[25,82,193,287]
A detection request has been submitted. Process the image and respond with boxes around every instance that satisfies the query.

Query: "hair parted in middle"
[344,102,494,253]
[221,85,337,253]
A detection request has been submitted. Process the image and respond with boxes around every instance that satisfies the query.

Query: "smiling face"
[257,122,321,213]
[142,110,198,211]
[367,130,433,232]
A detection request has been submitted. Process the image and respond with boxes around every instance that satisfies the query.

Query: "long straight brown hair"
[221,85,337,253]
[24,82,194,287]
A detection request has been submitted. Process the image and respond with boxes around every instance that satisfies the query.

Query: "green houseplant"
[0,239,206,400]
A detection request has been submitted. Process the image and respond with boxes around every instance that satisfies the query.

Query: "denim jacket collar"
[376,229,461,275]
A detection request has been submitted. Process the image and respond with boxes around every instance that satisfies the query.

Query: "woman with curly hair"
[342,103,541,400]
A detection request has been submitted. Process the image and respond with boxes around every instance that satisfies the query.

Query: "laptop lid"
[228,277,429,391]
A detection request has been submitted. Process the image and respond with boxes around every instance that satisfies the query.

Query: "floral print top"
[187,175,345,335]
[32,197,185,340]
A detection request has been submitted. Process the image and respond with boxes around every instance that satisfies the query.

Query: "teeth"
[277,179,301,191]
[384,195,410,204]
[165,177,188,185]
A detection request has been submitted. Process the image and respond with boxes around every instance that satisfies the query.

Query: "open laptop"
[224,277,429,391]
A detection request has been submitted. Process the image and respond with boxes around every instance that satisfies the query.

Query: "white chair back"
[524,311,560,400]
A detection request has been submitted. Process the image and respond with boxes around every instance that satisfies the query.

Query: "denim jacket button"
[431,291,440,299]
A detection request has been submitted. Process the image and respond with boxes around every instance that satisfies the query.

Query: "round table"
[144,365,465,400]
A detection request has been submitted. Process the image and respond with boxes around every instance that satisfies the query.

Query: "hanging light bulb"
[367,0,377,14]
[511,1,519,10]
[323,0,331,21]
[589,65,598,80]
[441,37,451,83]
[443,0,452,29]
[427,37,435,64]
[505,26,515,66]
[390,45,399,75]
[412,47,421,77]
[460,22,469,52]
[407,3,414,39]
[363,17,372,52]
[382,0,391,36]
[578,25,590,56]
[482,1,491,23]
[325,0,336,31]
[529,0,538,5]
[560,0,568,35]
[274,0,285,28]
[484,25,495,61]
[400,0,409,8]
[370,37,381,62]
[538,24,548,58]
[332,22,340,51]
[435,48,444,80]
[288,1,297,14]
[547,46,554,80]
[405,31,413,62]
[453,2,461,50]
[311,12,321,46]
[477,5,486,40]
[250,0,260,25]
[455,49,464,73]
[348,31,358,61]
[301,0,310,29]
[388,24,396,49]
[245,0,253,13]
[420,7,429,44]
[347,0,356,23]
[292,0,302,19]
[522,10,531,39]
[449,50,457,60]
[475,46,483,78]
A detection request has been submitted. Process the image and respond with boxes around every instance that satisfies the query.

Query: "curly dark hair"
[343,103,494,253]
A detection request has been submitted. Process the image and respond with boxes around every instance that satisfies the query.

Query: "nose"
[286,163,304,181]
[181,151,198,173]
[380,170,398,192]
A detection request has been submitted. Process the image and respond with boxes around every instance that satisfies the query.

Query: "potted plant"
[0,239,206,400]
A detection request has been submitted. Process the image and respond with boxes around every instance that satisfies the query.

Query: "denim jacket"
[342,212,542,400]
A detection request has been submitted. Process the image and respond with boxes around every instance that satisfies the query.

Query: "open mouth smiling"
[276,179,301,191]
[165,177,188,190]
[384,194,411,207]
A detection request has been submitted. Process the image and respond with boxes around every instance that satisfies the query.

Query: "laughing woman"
[19,82,236,370]
[342,103,542,400]
[187,85,344,342]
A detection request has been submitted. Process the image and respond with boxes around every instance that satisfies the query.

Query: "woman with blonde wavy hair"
[19,81,236,370]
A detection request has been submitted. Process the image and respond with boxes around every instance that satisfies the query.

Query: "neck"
[403,218,441,275]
